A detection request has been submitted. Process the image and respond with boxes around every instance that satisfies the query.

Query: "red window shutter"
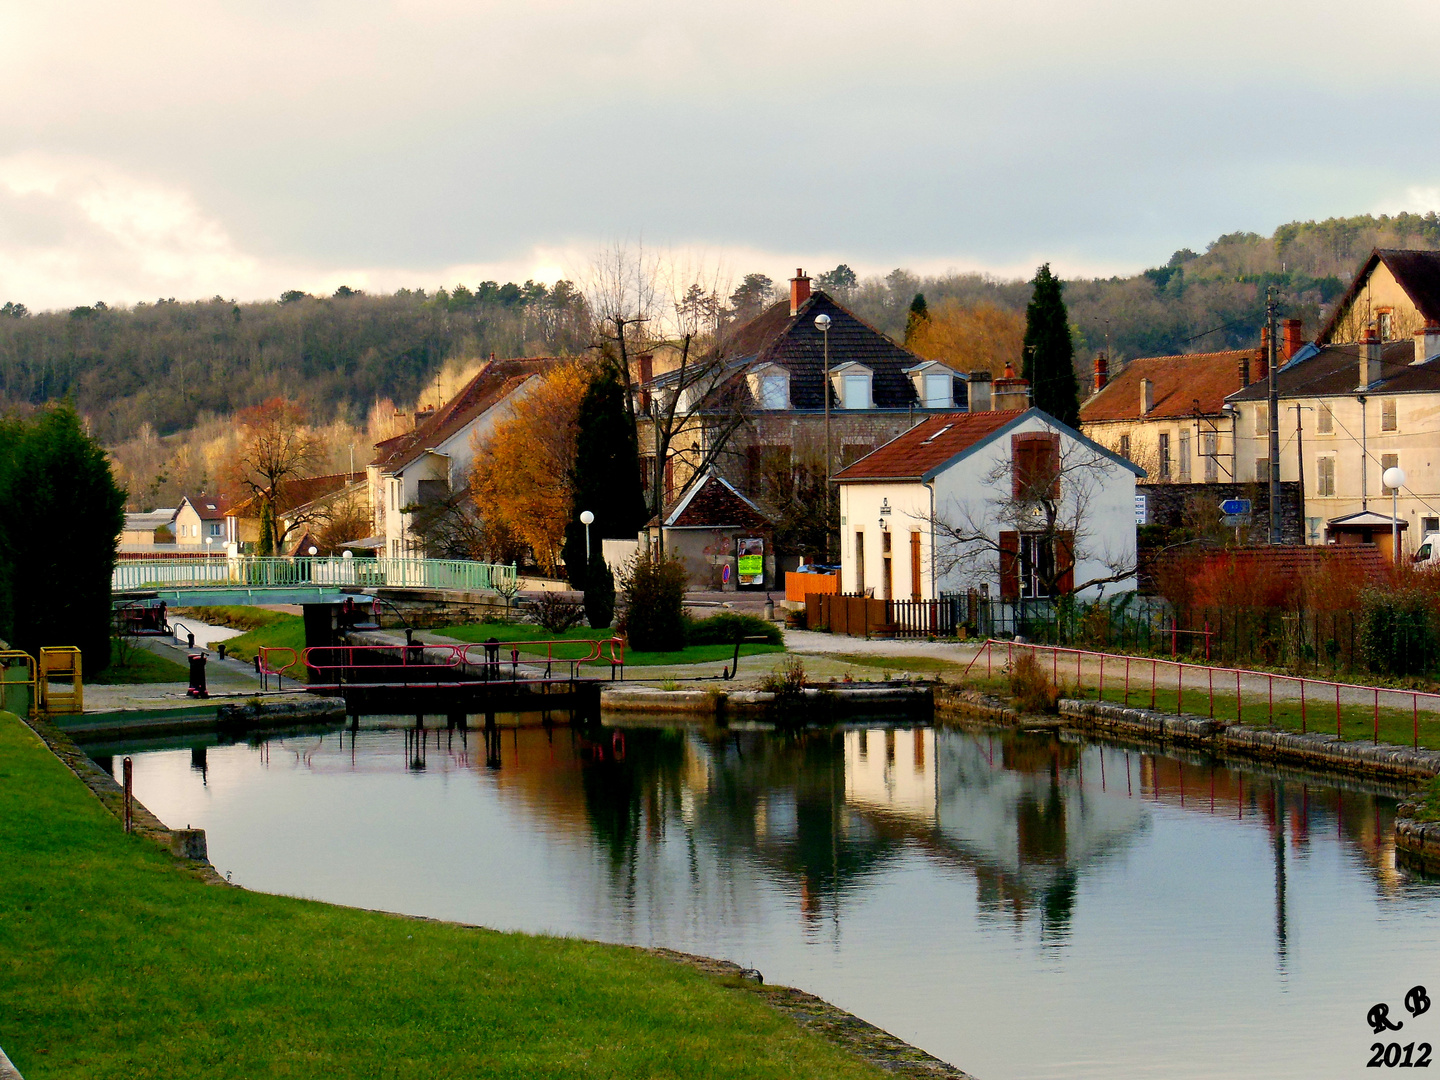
[1011,433,1060,500]
[1041,434,1061,498]
[1057,530,1075,595]
[1011,436,1032,498]
[999,531,1020,601]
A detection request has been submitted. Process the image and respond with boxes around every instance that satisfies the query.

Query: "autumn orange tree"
[231,397,320,555]
[469,361,591,575]
[906,300,1025,378]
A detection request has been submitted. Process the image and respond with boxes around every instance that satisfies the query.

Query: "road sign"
[1221,514,1252,528]
[1135,493,1149,525]
[1219,498,1252,516]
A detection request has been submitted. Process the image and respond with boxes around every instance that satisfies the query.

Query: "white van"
[1414,532,1440,568]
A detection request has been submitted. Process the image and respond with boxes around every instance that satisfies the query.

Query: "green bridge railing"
[112,556,518,594]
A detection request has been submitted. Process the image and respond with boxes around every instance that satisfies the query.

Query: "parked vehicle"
[1413,532,1440,568]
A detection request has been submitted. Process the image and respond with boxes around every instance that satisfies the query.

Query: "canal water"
[113,720,1440,1080]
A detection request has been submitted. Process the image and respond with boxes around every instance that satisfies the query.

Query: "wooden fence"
[806,593,963,638]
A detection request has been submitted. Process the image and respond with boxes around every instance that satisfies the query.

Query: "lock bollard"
[187,653,208,699]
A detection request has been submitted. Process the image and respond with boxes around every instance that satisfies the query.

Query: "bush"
[619,552,688,652]
[760,655,807,698]
[1008,650,1060,714]
[684,611,782,646]
[584,552,616,630]
[1359,588,1438,676]
[533,592,586,634]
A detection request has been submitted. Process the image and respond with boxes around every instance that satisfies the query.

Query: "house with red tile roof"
[367,356,559,558]
[834,408,1142,602]
[642,471,776,589]
[172,493,234,549]
[224,472,369,553]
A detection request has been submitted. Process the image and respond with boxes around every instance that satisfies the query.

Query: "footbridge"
[112,555,517,606]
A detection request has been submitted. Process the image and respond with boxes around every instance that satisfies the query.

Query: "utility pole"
[1292,403,1306,544]
[816,313,833,564]
[1267,287,1282,544]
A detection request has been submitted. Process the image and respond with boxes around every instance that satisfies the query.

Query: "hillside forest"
[3,212,1437,511]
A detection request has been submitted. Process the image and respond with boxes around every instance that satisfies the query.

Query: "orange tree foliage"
[906,300,1025,377]
[469,360,591,575]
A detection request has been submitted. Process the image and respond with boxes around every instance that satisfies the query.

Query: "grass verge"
[215,613,309,680]
[436,623,784,668]
[171,605,293,632]
[89,646,190,684]
[0,710,885,1080]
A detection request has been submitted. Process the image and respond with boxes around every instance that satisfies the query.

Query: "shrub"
[1008,650,1060,714]
[1359,588,1438,676]
[533,592,586,634]
[584,552,616,629]
[760,655,807,699]
[684,611,782,646]
[619,552,688,652]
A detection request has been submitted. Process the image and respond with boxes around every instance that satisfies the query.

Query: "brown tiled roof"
[178,494,232,520]
[228,473,355,517]
[833,410,1026,481]
[715,291,925,410]
[1227,340,1440,400]
[658,473,771,530]
[1081,349,1253,422]
[1318,249,1440,344]
[370,357,560,471]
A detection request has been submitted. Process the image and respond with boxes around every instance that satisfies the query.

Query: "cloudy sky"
[4,0,1440,310]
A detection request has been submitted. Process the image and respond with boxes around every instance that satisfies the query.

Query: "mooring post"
[122,756,134,834]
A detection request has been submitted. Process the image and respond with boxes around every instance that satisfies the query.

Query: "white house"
[833,407,1143,602]
[367,356,556,558]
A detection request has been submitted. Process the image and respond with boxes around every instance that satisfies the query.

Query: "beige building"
[172,494,233,549]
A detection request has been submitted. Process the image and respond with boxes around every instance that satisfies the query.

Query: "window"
[206,523,222,537]
[1203,433,1218,482]
[1382,454,1400,495]
[1256,457,1269,484]
[840,443,874,467]
[923,373,952,408]
[1158,433,1171,480]
[1255,405,1268,436]
[1317,456,1336,497]
[1379,311,1394,341]
[843,375,870,409]
[755,373,788,410]
[1425,517,1439,536]
[998,530,1075,600]
[1119,434,1131,460]
[1382,398,1398,432]
[1011,433,1060,500]
[1178,431,1191,482]
[1317,402,1333,434]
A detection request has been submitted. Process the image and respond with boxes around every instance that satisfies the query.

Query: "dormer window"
[746,363,791,410]
[829,361,873,409]
[905,360,958,408]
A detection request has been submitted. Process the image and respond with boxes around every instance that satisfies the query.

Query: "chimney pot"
[966,371,992,412]
[1239,357,1250,389]
[789,269,811,315]
[1140,377,1154,416]
[1359,329,1382,388]
[1255,331,1269,383]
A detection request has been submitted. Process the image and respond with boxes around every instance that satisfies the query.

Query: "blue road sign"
[1220,498,1252,516]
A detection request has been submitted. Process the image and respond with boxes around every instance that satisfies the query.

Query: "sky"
[5,0,1440,311]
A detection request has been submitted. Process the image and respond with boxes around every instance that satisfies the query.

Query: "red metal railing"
[964,638,1440,749]
[257,638,626,692]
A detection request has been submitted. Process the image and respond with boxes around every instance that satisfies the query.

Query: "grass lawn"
[437,623,785,668]
[88,646,190,685]
[213,613,309,680]
[0,711,885,1080]
[171,605,293,632]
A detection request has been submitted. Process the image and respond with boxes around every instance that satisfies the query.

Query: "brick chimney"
[1139,377,1154,416]
[1238,356,1251,389]
[1415,326,1440,365]
[789,269,811,315]
[993,361,1031,411]
[1359,329,1382,388]
[1092,351,1109,394]
[1255,329,1269,383]
[1282,318,1303,360]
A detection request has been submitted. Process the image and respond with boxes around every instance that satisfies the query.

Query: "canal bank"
[0,709,967,1080]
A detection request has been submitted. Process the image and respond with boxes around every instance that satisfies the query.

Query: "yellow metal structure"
[0,651,37,717]
[38,646,83,715]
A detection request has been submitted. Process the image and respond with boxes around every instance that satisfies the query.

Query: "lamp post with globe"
[815,312,832,563]
[580,510,594,563]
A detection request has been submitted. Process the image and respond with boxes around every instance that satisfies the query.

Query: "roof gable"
[661,472,771,530]
[1317,248,1440,344]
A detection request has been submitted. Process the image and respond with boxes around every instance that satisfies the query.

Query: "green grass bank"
[0,711,886,1079]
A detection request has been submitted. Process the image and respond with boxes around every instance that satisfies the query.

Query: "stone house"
[643,471,776,590]
[172,494,234,549]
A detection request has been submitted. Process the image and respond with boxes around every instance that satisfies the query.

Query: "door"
[854,531,865,595]
[881,530,893,600]
[910,531,922,600]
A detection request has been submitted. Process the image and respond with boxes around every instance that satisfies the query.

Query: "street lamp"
[308,546,318,556]
[579,509,595,563]
[1384,466,1407,563]
[815,312,832,564]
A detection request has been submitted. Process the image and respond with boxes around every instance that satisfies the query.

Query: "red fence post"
[1208,665,1214,718]
[1300,681,1306,734]
[1124,656,1130,706]
[1336,683,1341,739]
[1268,675,1273,725]
[1237,670,1242,724]
[1099,654,1105,701]
[1415,693,1420,750]
[1150,659,1157,710]
[1374,688,1380,746]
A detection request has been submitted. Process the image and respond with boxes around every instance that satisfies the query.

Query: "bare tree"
[931,434,1136,601]
[230,397,321,555]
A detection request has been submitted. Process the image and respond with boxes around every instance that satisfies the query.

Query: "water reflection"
[117,719,1437,1080]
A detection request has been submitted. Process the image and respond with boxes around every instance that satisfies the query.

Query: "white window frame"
[830,362,874,410]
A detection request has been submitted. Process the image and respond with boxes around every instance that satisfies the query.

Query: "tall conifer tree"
[904,293,929,344]
[1021,264,1081,425]
[562,366,648,587]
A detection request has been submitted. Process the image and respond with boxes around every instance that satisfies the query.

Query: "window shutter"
[1057,531,1075,595]
[1012,433,1060,499]
[999,531,1020,601]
